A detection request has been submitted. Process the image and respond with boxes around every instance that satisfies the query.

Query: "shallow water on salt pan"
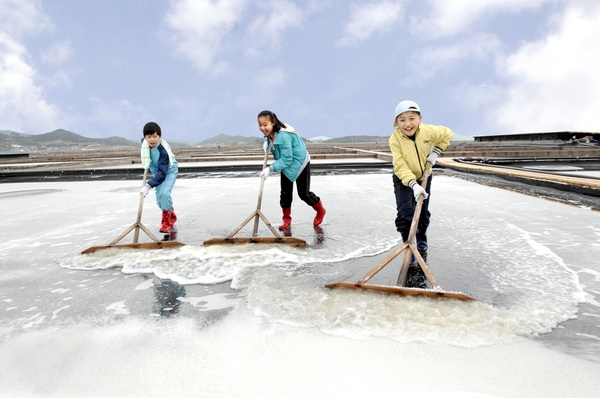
[1,173,599,397]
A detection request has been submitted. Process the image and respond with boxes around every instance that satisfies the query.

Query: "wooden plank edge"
[81,241,185,254]
[203,237,308,248]
[325,281,475,301]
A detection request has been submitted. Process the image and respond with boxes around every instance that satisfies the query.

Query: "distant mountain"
[451,133,473,141]
[308,136,331,142]
[0,128,140,150]
[0,129,474,152]
[0,130,30,138]
[324,135,390,143]
[0,129,199,150]
[200,133,262,145]
[199,134,392,145]
[167,138,197,147]
[38,129,138,146]
[323,134,473,143]
[35,129,95,143]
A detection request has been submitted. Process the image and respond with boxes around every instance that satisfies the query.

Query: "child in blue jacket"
[139,122,178,233]
[257,110,326,229]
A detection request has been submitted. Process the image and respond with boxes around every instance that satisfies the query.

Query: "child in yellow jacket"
[389,100,453,264]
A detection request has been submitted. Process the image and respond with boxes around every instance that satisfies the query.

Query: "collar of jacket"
[396,126,420,140]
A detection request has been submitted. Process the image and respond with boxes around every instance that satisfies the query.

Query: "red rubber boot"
[312,200,326,226]
[159,210,171,233]
[169,208,177,228]
[279,207,292,230]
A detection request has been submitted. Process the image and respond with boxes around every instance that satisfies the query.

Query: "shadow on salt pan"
[134,277,239,317]
[154,279,187,317]
[0,189,63,198]
[179,293,239,312]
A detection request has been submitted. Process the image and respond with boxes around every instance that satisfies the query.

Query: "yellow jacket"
[389,123,454,186]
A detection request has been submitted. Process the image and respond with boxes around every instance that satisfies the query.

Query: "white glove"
[411,184,429,201]
[263,140,269,153]
[426,152,439,166]
[140,184,151,197]
[259,167,271,180]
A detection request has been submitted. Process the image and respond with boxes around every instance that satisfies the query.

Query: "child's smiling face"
[258,116,276,137]
[395,111,422,137]
[144,132,161,148]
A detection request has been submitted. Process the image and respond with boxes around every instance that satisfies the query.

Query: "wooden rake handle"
[252,149,270,236]
[406,161,433,243]
[133,168,149,242]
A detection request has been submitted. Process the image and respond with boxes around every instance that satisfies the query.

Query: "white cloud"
[489,5,600,133]
[336,1,403,47]
[161,0,247,73]
[414,0,553,39]
[40,40,74,65]
[404,33,502,84]
[0,28,61,133]
[0,0,52,37]
[44,69,73,90]
[247,0,303,46]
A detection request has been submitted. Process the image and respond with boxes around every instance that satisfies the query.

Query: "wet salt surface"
[0,172,599,397]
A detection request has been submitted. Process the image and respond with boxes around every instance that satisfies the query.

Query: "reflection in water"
[161,227,178,241]
[404,266,429,289]
[313,225,325,246]
[154,279,186,317]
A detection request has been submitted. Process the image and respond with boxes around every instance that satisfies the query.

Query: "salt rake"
[81,168,185,254]
[326,162,475,301]
[203,152,307,248]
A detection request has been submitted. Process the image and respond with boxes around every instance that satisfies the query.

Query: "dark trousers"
[393,173,432,252]
[280,162,320,208]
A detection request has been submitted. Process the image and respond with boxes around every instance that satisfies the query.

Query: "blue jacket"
[265,125,310,182]
[146,142,178,188]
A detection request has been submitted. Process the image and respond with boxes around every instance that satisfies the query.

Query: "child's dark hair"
[143,122,161,137]
[257,110,286,133]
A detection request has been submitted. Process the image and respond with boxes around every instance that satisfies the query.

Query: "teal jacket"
[264,124,310,182]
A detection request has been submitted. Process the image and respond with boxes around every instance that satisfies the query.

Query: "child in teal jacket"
[257,110,326,229]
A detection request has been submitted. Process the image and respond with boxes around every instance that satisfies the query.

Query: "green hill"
[200,133,262,145]
[0,129,475,151]
[325,135,390,143]
[0,128,140,150]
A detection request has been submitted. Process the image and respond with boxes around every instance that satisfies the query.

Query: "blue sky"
[1,0,599,142]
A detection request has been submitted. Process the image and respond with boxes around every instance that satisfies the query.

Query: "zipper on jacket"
[412,134,424,181]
